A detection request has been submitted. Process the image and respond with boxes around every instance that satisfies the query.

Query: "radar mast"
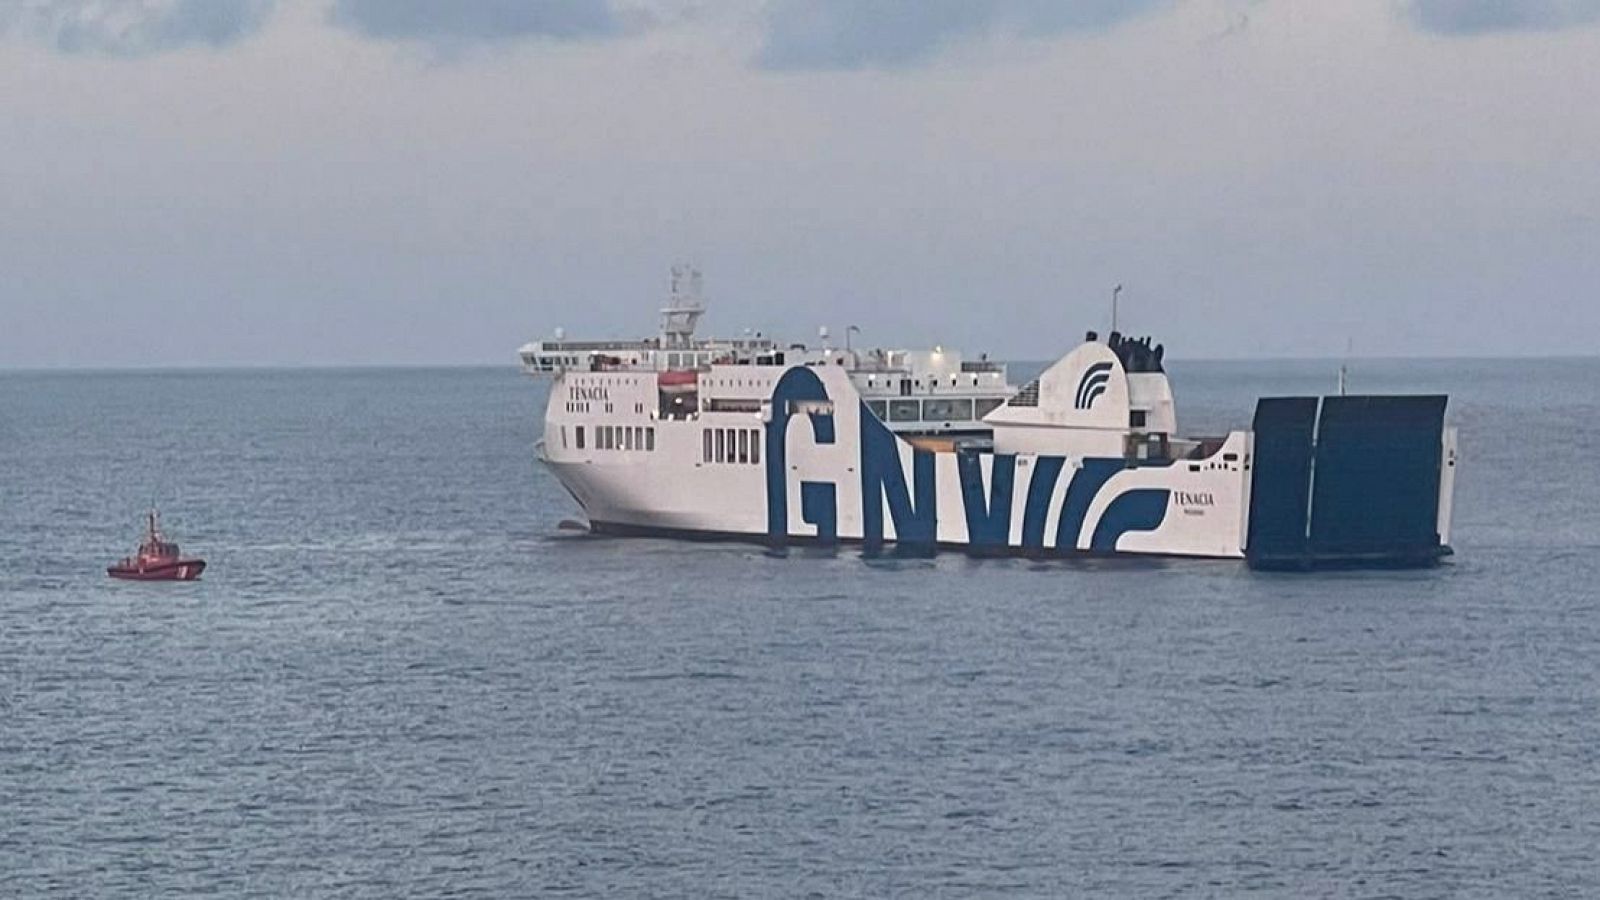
[660,265,705,348]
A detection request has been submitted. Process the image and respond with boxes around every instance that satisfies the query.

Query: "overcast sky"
[3,0,1598,367]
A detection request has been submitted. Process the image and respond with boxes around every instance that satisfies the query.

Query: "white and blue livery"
[528,284,1457,569]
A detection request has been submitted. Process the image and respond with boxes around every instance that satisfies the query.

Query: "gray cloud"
[329,0,619,45]
[756,0,1172,70]
[0,0,274,56]
[1406,0,1600,35]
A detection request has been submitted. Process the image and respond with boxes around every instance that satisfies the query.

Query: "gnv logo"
[762,366,1171,553]
[1075,362,1113,410]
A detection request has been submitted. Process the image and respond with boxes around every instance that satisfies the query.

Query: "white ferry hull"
[545,429,1250,559]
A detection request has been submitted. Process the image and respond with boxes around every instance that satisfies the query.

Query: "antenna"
[1338,337,1352,396]
[1111,284,1123,333]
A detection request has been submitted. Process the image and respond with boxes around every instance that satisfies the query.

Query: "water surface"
[2,359,1597,896]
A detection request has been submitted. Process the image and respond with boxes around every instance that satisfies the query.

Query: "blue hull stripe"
[1054,458,1126,551]
[1019,456,1065,549]
[1089,489,1170,552]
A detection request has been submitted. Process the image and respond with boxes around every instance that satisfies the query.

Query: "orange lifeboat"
[657,370,698,388]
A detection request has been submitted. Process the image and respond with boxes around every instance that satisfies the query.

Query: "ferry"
[524,271,1457,570]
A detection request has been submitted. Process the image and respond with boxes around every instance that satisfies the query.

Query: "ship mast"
[660,265,705,349]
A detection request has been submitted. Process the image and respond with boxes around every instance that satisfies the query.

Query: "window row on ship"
[665,352,721,368]
[529,354,582,368]
[564,396,1005,426]
[557,424,656,452]
[864,397,1006,424]
[693,396,1005,423]
[702,428,761,465]
[860,373,999,390]
[564,401,648,414]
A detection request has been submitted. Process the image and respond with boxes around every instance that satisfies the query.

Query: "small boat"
[107,510,206,581]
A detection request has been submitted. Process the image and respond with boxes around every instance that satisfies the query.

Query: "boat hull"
[107,559,206,581]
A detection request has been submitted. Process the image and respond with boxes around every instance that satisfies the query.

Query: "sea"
[2,357,1598,898]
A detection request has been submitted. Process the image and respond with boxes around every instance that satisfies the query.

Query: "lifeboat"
[107,510,206,581]
[657,369,699,419]
[657,369,698,388]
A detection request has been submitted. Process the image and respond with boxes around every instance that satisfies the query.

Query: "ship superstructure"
[519,267,1014,437]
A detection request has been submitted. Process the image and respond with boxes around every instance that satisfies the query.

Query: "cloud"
[1405,0,1600,35]
[329,0,620,46]
[755,0,1172,70]
[0,0,274,56]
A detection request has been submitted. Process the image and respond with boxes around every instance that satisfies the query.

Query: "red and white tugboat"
[107,510,206,581]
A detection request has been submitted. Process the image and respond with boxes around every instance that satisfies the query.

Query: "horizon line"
[3,349,1598,375]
